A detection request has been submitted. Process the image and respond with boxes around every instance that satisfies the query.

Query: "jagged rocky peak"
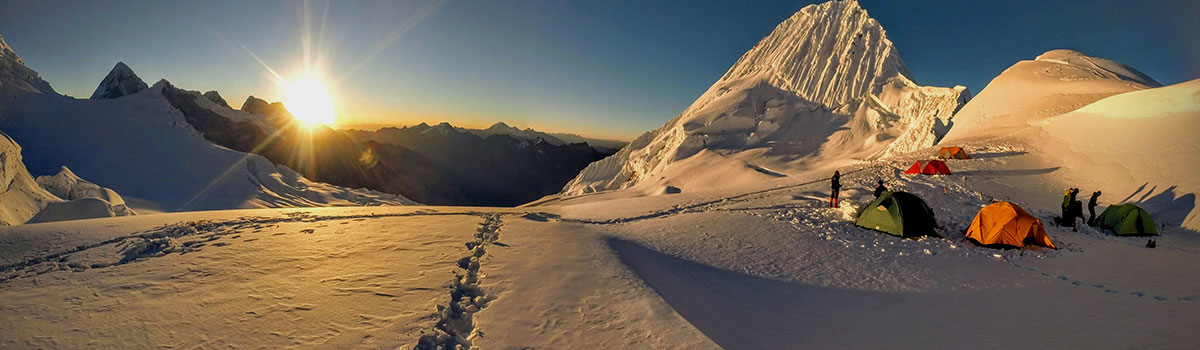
[0,33,57,94]
[203,90,230,108]
[242,95,268,113]
[90,62,148,99]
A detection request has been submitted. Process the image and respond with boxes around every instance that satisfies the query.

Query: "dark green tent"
[1096,203,1158,235]
[855,191,938,237]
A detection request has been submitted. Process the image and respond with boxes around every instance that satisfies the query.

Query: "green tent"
[855,191,938,237]
[1096,203,1158,235]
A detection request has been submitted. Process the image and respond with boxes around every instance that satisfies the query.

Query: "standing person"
[830,171,842,208]
[1070,198,1084,231]
[1060,188,1072,224]
[873,179,887,198]
[1088,191,1101,226]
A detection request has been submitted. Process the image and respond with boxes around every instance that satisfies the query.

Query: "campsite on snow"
[1,0,1198,349]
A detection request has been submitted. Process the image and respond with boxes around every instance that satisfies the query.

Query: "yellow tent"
[965,201,1056,249]
[938,147,970,159]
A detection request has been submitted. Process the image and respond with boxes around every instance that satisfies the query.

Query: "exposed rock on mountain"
[345,123,614,205]
[202,90,230,108]
[90,62,148,99]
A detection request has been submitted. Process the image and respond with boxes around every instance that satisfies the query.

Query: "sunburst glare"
[283,77,336,127]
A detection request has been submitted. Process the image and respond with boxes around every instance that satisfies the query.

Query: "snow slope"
[945,79,1200,231]
[936,49,1197,231]
[943,49,1160,140]
[561,0,969,196]
[0,37,414,212]
[4,161,1198,348]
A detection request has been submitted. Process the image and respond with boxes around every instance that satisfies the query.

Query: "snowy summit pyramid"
[90,62,148,99]
[561,0,969,195]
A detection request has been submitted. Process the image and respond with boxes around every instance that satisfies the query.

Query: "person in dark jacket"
[873,179,887,198]
[1087,191,1101,226]
[1060,188,1073,223]
[830,171,842,208]
[1059,188,1082,229]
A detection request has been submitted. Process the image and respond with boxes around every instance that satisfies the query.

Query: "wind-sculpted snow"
[35,166,135,217]
[562,0,968,196]
[694,0,909,111]
[944,49,1160,140]
[0,132,59,225]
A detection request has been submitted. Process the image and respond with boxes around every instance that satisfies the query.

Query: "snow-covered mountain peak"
[0,33,22,65]
[428,122,456,134]
[699,0,910,111]
[203,90,230,108]
[1032,49,1161,87]
[487,121,516,132]
[90,61,149,99]
[0,33,56,95]
[560,0,968,196]
[242,95,267,111]
[944,50,1161,141]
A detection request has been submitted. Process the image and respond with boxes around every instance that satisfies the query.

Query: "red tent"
[922,159,952,175]
[904,161,923,174]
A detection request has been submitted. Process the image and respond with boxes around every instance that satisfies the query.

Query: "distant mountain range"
[0,33,619,211]
[341,123,615,205]
[341,122,628,151]
[146,68,616,206]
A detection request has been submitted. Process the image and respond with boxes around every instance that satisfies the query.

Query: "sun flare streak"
[283,77,337,127]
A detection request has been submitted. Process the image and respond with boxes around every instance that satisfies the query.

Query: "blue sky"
[1,0,1196,140]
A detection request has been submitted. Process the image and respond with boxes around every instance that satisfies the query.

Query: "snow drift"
[0,132,133,225]
[561,0,969,196]
[36,166,136,217]
[0,131,59,225]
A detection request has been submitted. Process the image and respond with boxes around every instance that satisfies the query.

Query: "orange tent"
[904,161,923,174]
[922,159,951,175]
[938,147,970,159]
[966,201,1056,249]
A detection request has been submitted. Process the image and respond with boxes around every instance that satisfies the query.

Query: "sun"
[283,77,336,127]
